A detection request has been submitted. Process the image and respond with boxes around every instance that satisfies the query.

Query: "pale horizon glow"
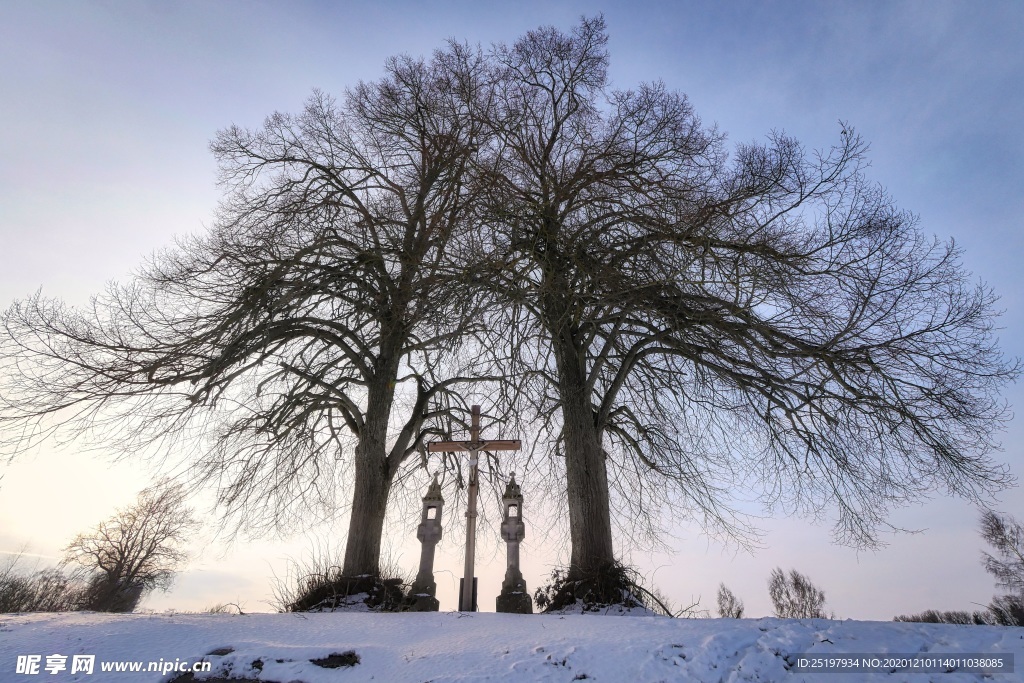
[1,0,1022,621]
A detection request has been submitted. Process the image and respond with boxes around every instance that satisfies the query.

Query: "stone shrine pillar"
[407,474,444,611]
[496,473,533,614]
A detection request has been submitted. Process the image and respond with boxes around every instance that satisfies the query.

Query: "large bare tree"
[0,45,490,581]
[471,17,1018,588]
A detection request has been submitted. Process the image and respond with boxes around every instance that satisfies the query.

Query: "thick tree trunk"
[551,327,616,578]
[342,448,393,577]
[341,339,401,578]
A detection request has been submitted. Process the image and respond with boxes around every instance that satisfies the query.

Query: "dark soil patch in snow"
[310,650,360,668]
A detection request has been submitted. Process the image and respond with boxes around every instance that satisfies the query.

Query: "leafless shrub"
[270,548,410,613]
[532,561,687,616]
[893,609,990,625]
[0,555,86,612]
[986,593,1024,626]
[717,582,744,618]
[768,568,833,619]
[205,602,246,614]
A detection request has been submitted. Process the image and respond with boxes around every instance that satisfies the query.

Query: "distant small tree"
[62,483,198,612]
[980,510,1024,595]
[768,567,832,619]
[978,510,1024,625]
[716,582,744,618]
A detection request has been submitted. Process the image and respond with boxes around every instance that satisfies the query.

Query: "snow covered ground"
[2,610,1022,682]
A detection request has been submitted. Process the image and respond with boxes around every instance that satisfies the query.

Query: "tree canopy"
[1,45,495,580]
[0,17,1017,599]
[465,18,1017,580]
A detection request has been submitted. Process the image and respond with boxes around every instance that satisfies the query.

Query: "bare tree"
[0,46,492,582]
[717,582,744,618]
[472,16,733,579]
[199,47,494,578]
[470,16,1017,590]
[62,483,198,612]
[980,510,1024,595]
[979,509,1024,625]
[768,567,831,619]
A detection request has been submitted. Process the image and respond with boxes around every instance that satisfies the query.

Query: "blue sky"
[1,1,1022,619]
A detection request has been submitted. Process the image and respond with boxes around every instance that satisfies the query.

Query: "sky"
[0,0,1022,620]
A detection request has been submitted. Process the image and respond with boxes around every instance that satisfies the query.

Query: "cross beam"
[427,405,520,611]
[427,439,522,453]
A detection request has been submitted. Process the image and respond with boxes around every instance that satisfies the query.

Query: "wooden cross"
[428,404,520,611]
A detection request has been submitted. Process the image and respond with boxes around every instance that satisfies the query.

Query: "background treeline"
[713,510,1024,624]
[0,483,196,613]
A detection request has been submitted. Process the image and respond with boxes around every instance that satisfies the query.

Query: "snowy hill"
[2,611,1022,682]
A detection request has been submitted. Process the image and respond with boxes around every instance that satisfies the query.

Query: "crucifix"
[428,404,520,611]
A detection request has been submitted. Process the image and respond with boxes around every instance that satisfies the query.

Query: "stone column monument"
[496,473,533,614]
[407,474,444,611]
[427,405,520,612]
